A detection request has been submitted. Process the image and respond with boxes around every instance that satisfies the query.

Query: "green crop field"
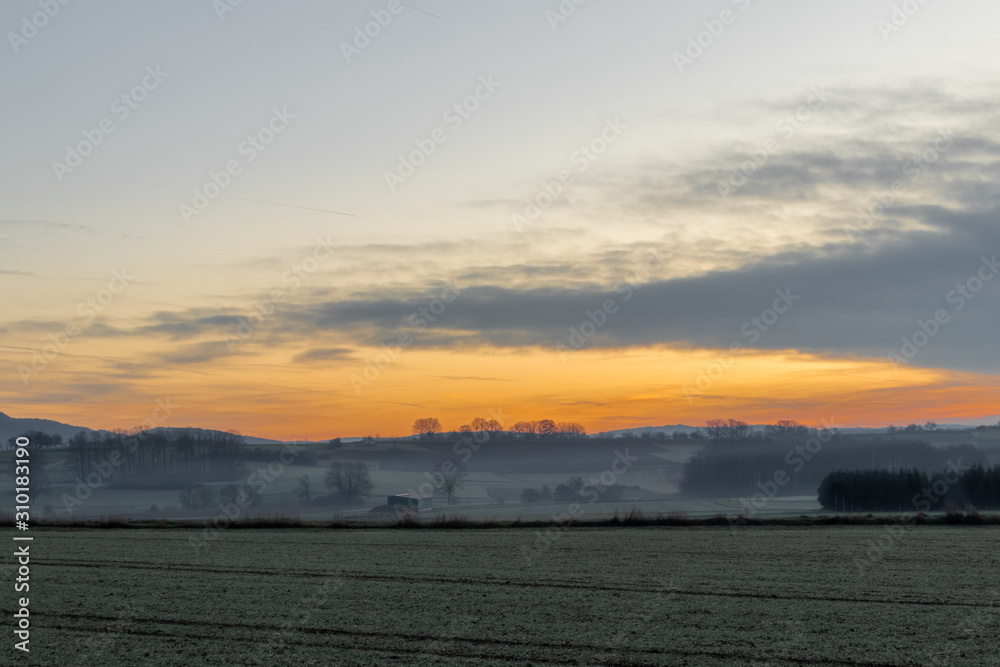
[2,525,998,666]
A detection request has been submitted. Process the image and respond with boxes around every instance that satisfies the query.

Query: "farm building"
[387,493,432,511]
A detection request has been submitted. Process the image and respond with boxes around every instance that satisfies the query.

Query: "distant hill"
[0,411,101,445]
[592,422,987,438]
[0,411,292,447]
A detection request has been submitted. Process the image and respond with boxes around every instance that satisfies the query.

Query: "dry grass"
[225,513,304,528]
[428,514,474,528]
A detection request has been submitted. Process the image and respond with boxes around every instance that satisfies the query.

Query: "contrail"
[401,2,442,19]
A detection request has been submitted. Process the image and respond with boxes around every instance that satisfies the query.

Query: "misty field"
[3,526,999,666]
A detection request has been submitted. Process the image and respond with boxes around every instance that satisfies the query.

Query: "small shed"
[387,493,432,511]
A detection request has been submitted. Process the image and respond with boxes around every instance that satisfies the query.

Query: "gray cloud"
[34,207,998,374]
[159,341,232,365]
[10,83,999,378]
[262,209,1000,371]
[293,347,355,363]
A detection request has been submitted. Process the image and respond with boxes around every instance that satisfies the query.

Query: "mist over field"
[6,416,1000,524]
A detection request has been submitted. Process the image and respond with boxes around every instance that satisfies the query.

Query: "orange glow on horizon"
[5,339,998,440]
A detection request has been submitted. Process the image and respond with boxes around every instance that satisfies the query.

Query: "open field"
[3,526,998,666]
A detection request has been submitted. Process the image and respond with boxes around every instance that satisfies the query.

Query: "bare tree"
[435,461,468,505]
[512,421,536,438]
[556,422,586,437]
[536,419,557,438]
[325,462,373,504]
[763,420,809,438]
[705,418,753,441]
[412,417,443,439]
[296,474,312,505]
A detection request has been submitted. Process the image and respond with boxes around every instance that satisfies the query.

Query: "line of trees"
[681,435,987,497]
[68,428,246,484]
[510,420,586,438]
[6,431,64,449]
[411,417,586,440]
[818,464,1000,511]
[704,419,755,440]
[817,469,931,512]
[702,419,812,441]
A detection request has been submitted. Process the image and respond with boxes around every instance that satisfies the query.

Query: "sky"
[2,0,1000,440]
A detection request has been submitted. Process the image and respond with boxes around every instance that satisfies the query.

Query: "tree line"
[681,435,987,498]
[701,418,813,441]
[412,417,586,440]
[818,464,1000,512]
[6,430,65,449]
[68,428,246,484]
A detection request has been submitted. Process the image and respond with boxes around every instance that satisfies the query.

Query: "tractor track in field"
[33,557,998,609]
[41,612,909,667]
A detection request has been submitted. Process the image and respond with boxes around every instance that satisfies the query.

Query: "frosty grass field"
[3,525,999,666]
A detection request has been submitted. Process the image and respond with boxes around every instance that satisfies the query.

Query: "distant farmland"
[4,525,998,665]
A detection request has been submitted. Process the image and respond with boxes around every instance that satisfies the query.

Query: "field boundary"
[3,508,1000,529]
